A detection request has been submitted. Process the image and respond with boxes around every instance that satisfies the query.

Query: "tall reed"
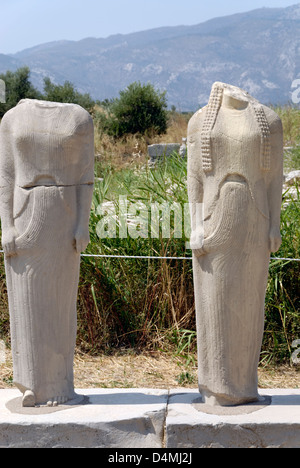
[262,183,300,364]
[77,153,195,353]
[76,149,299,363]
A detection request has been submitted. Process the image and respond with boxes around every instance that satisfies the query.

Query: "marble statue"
[187,82,283,406]
[0,99,94,407]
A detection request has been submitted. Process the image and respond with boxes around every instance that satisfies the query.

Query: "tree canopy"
[43,77,95,111]
[103,81,168,137]
[0,67,95,118]
[0,69,168,140]
[0,67,42,118]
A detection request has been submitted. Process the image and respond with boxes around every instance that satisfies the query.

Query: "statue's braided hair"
[201,82,271,173]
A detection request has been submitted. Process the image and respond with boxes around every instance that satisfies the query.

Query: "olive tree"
[0,67,42,118]
[107,81,168,137]
[43,78,95,112]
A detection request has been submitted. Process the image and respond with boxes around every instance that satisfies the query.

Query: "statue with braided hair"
[187,82,283,406]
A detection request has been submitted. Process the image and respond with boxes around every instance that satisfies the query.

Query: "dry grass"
[94,112,190,170]
[74,352,300,390]
[73,350,190,389]
[275,105,300,146]
[94,132,149,169]
[152,112,190,145]
[0,348,299,391]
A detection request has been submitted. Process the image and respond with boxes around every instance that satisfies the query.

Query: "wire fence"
[0,250,299,262]
[80,253,300,262]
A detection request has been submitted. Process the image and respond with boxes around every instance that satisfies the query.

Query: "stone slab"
[166,389,300,448]
[148,143,180,163]
[1,387,300,448]
[0,388,168,448]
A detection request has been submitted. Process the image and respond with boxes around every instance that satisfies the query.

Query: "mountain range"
[1,3,300,110]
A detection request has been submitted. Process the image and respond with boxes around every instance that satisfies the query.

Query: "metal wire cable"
[82,254,300,261]
[0,251,299,261]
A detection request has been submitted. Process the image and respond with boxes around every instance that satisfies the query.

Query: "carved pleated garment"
[0,100,94,404]
[5,185,80,402]
[192,104,272,404]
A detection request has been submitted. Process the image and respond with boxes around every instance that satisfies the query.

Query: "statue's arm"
[74,183,94,253]
[187,111,205,253]
[196,182,249,256]
[0,116,17,256]
[74,124,95,254]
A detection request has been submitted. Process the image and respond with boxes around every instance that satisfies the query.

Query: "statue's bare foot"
[47,396,70,407]
[22,390,36,407]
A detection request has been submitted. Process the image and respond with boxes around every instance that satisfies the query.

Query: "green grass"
[77,153,195,353]
[284,146,300,172]
[75,150,300,364]
[263,183,300,364]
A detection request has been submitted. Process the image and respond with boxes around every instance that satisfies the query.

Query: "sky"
[0,0,299,55]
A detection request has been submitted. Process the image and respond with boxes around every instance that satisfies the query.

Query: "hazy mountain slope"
[1,4,300,110]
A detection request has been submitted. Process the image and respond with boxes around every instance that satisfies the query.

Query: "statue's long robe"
[0,99,94,404]
[188,101,283,404]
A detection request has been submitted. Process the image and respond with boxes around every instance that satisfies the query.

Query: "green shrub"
[43,77,95,112]
[0,67,95,118]
[98,81,168,138]
[0,67,42,118]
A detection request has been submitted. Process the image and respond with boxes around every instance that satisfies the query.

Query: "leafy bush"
[97,81,168,138]
[43,77,95,112]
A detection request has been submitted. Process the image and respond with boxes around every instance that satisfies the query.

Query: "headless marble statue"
[187,82,283,406]
[0,99,94,407]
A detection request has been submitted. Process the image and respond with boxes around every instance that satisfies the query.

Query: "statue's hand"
[269,226,282,253]
[74,227,90,253]
[1,226,18,257]
[190,228,206,257]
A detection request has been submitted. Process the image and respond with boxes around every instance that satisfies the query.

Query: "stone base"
[0,388,299,448]
[166,389,300,448]
[0,388,168,448]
